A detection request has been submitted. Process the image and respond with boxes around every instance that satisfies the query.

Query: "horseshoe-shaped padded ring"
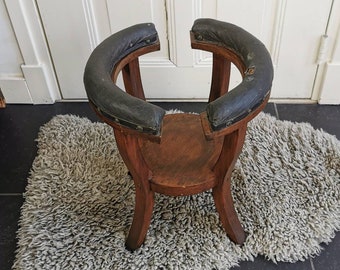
[84,19,273,136]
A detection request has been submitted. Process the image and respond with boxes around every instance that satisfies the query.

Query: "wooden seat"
[84,18,274,250]
[141,113,224,196]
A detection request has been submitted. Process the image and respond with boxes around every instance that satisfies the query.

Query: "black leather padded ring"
[84,19,273,135]
[84,23,165,136]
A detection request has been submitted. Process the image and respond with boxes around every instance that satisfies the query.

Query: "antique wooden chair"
[84,18,273,250]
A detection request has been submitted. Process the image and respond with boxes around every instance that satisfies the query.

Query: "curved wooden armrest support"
[111,42,160,83]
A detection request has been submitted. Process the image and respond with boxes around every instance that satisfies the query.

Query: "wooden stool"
[84,18,273,250]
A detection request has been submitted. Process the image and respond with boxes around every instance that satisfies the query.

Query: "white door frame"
[313,0,340,104]
[4,0,60,104]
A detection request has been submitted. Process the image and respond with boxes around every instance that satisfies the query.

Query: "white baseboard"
[269,98,317,104]
[0,77,33,103]
[318,63,340,105]
[21,65,56,104]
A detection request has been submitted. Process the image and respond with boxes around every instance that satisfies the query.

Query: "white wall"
[0,0,23,76]
[1,0,61,104]
[0,0,33,103]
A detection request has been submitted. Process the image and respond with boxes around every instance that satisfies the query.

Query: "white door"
[0,0,29,103]
[36,0,334,101]
[271,0,333,99]
[1,0,60,104]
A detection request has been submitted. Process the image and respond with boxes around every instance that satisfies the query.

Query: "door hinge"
[316,34,329,64]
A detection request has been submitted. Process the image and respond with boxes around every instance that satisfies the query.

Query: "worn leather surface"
[84,23,165,135]
[192,18,274,131]
[84,19,273,135]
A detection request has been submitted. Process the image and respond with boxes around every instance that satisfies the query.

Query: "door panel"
[37,0,95,99]
[271,0,333,98]
[107,0,169,61]
[37,0,333,100]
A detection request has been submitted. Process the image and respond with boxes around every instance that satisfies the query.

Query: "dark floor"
[0,102,339,269]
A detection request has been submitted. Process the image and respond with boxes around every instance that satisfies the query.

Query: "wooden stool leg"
[113,130,154,250]
[212,125,247,244]
[213,177,245,244]
[126,185,154,250]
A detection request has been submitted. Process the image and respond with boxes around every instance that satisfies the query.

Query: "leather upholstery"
[192,19,273,131]
[84,19,273,135]
[84,23,165,136]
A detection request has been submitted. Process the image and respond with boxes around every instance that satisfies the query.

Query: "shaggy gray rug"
[13,113,340,269]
